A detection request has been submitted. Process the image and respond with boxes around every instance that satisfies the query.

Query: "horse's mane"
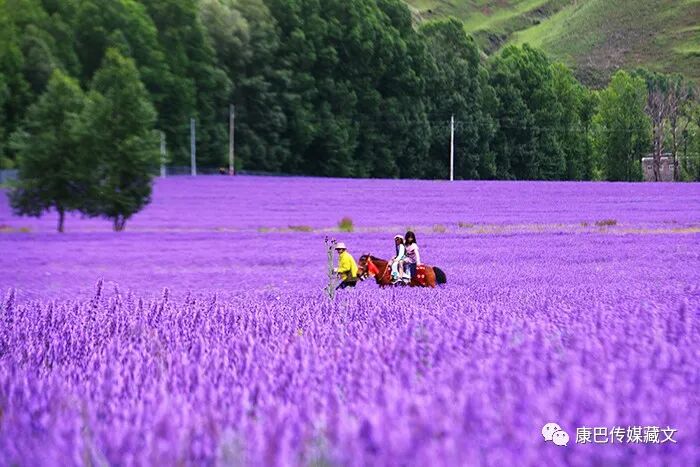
[362,254,386,262]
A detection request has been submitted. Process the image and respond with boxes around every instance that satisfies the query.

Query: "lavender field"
[1,177,699,466]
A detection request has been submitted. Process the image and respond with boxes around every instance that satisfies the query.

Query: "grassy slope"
[406,0,700,86]
[407,0,570,49]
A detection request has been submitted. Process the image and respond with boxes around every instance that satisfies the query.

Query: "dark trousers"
[405,263,416,278]
[336,277,358,290]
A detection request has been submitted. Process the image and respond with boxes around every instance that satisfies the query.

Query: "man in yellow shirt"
[334,242,358,289]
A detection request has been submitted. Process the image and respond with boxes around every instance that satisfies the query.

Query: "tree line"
[2,0,699,231]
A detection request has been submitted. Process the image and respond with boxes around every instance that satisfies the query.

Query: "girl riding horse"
[357,254,446,288]
[401,230,420,283]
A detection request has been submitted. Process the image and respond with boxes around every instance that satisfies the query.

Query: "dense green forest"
[1,0,699,182]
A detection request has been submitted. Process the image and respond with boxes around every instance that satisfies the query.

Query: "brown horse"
[357,254,447,288]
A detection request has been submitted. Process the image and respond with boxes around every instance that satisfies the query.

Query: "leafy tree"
[19,24,59,95]
[372,0,431,179]
[142,0,231,167]
[0,72,8,167]
[73,0,166,85]
[80,49,159,231]
[593,70,651,181]
[578,90,599,179]
[72,0,190,162]
[0,0,694,183]
[201,0,289,172]
[0,1,42,165]
[550,63,596,180]
[8,70,87,232]
[39,0,82,79]
[421,18,496,179]
[679,103,700,181]
[0,0,84,166]
[265,0,356,177]
[2,0,77,96]
[665,75,695,180]
[490,44,566,180]
[265,0,431,178]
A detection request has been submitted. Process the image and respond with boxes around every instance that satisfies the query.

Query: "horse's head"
[357,253,379,280]
[357,253,369,279]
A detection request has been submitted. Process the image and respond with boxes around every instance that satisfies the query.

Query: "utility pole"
[160,131,166,178]
[450,115,455,181]
[190,118,196,176]
[229,104,235,175]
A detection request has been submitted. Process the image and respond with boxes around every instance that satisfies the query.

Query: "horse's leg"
[382,268,392,287]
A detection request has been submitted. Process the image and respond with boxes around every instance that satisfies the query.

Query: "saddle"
[413,265,428,285]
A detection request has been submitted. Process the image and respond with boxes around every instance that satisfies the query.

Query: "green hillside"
[406,0,700,86]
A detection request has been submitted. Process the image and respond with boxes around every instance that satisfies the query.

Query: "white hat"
[394,235,404,241]
[335,242,347,250]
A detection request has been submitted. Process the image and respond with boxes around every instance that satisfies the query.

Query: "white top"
[405,243,420,265]
[393,244,406,261]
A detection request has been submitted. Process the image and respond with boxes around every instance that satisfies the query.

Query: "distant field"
[3,176,700,233]
[406,0,700,85]
[2,176,699,301]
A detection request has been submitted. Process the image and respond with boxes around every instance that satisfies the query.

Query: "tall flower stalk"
[324,236,338,301]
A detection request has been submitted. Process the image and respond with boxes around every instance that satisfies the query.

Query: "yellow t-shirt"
[337,251,358,281]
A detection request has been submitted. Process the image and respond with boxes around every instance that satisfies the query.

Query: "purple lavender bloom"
[0,176,699,465]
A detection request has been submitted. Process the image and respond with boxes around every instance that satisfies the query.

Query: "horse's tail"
[433,266,447,285]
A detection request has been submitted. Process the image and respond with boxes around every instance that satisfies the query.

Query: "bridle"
[359,255,388,282]
[358,255,370,280]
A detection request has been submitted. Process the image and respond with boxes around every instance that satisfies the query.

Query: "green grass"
[410,0,556,30]
[338,217,354,232]
[288,225,314,232]
[406,0,700,85]
[409,0,570,51]
[510,1,602,56]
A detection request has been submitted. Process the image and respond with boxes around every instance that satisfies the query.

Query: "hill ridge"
[405,0,700,85]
